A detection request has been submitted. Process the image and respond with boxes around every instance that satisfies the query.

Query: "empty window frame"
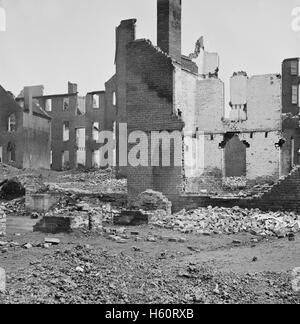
[8,114,16,132]
[92,122,100,141]
[62,151,70,169]
[77,96,86,116]
[291,61,299,76]
[63,97,69,111]
[292,85,299,105]
[63,122,70,142]
[92,94,100,109]
[45,99,52,112]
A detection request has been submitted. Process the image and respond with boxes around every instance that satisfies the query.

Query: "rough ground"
[0,164,299,304]
[0,221,299,304]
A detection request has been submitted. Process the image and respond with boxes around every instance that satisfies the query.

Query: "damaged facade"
[108,0,300,204]
[35,82,116,170]
[0,85,51,169]
[0,0,299,210]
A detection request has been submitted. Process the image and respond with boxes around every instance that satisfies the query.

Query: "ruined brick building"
[34,82,116,170]
[108,0,300,204]
[1,0,299,211]
[0,85,51,169]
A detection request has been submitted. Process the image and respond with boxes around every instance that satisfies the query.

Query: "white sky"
[0,0,299,100]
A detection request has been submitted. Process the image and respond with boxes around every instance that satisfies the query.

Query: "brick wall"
[282,58,300,115]
[37,84,114,170]
[0,85,51,170]
[157,0,182,63]
[175,166,300,212]
[126,39,184,204]
[115,19,136,177]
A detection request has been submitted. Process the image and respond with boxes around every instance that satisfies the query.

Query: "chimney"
[157,0,182,63]
[24,87,33,114]
[68,82,78,94]
[115,19,136,66]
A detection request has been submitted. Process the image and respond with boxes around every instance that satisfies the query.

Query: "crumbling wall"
[38,93,79,170]
[246,74,282,130]
[0,86,24,168]
[282,58,300,116]
[115,19,136,177]
[245,131,281,180]
[38,83,115,170]
[196,78,225,133]
[126,40,184,203]
[22,113,51,169]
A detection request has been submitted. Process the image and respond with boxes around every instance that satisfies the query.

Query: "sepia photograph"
[0,0,299,308]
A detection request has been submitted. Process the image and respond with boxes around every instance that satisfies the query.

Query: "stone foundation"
[34,210,103,234]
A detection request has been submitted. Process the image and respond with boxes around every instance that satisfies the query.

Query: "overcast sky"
[0,0,299,99]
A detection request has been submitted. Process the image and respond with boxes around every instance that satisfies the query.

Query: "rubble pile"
[53,169,127,194]
[33,198,106,234]
[222,177,247,190]
[0,198,26,217]
[152,206,300,237]
[0,163,21,181]
[133,190,172,213]
[32,195,122,234]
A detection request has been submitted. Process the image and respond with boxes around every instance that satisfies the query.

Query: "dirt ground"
[0,165,299,304]
[0,216,299,304]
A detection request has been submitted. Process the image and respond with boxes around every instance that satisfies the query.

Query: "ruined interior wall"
[241,131,281,180]
[22,113,51,169]
[184,73,283,192]
[178,68,198,133]
[195,78,224,175]
[203,134,223,174]
[196,78,225,133]
[245,74,282,131]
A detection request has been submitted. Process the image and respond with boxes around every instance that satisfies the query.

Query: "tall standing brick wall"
[126,40,184,204]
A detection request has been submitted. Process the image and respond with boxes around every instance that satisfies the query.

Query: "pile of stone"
[133,190,172,214]
[53,169,127,194]
[0,205,6,236]
[151,206,300,238]
[33,198,116,234]
[222,177,247,190]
